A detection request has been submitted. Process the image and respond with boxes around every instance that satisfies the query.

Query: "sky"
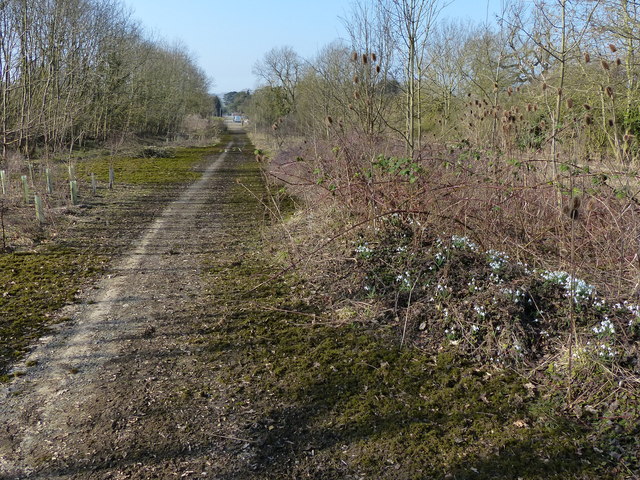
[123,0,502,96]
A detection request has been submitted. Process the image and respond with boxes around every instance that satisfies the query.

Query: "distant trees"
[0,0,215,163]
[223,90,251,114]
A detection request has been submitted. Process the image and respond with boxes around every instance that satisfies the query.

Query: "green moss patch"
[0,141,225,379]
[76,143,224,185]
[0,248,106,376]
[204,251,622,478]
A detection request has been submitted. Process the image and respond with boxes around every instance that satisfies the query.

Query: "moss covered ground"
[0,248,106,379]
[75,144,225,185]
[200,140,625,479]
[0,140,224,380]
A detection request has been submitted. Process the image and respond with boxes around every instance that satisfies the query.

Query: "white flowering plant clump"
[355,242,374,259]
[487,250,510,272]
[451,235,479,252]
[352,220,638,371]
[539,270,595,305]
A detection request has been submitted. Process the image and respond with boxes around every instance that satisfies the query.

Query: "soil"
[0,128,261,479]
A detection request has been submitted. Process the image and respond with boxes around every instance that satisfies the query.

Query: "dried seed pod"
[608,118,614,127]
[566,98,574,109]
[609,43,617,53]
[542,82,548,91]
[351,51,358,62]
[616,58,622,66]
[371,52,377,62]
[601,59,610,70]
[362,53,368,64]
[563,196,581,220]
[583,104,591,110]
[376,64,380,73]
[325,115,333,125]
[605,85,614,98]
[353,75,359,84]
[585,114,593,125]
[584,52,591,63]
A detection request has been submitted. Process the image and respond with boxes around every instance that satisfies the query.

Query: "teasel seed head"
[362,53,368,64]
[563,196,581,220]
[583,104,591,110]
[605,85,614,98]
[601,59,610,70]
[585,114,593,125]
[609,43,617,53]
[584,52,590,63]
[566,98,574,109]
[351,51,358,62]
[371,52,377,62]
[616,58,622,66]
[608,118,614,127]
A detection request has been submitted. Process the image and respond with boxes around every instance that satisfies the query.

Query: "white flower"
[592,317,615,336]
[451,235,478,251]
[474,305,486,318]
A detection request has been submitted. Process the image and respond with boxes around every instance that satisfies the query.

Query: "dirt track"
[0,129,259,479]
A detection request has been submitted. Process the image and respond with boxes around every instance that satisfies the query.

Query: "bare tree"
[253,46,303,114]
[381,0,447,157]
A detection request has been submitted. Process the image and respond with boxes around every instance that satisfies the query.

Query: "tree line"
[244,0,640,165]
[0,0,217,162]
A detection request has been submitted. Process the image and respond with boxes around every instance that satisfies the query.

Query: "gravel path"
[0,131,255,479]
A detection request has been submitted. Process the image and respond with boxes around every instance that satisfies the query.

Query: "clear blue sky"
[123,0,502,95]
